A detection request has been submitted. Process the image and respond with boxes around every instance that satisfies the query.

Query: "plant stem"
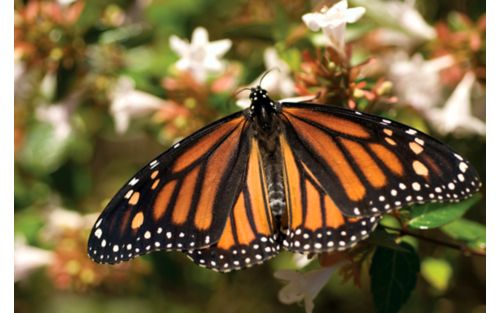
[381,225,486,257]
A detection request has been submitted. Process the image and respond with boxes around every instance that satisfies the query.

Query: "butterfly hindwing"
[88,112,250,264]
[280,134,380,253]
[279,103,481,218]
[185,139,280,272]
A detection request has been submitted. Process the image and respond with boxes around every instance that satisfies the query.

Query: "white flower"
[170,27,232,83]
[427,72,485,137]
[36,104,73,140]
[302,0,365,53]
[36,91,82,140]
[387,53,454,111]
[15,237,54,282]
[237,48,295,108]
[275,267,335,313]
[41,207,98,241]
[110,77,165,134]
[57,0,77,6]
[353,0,435,42]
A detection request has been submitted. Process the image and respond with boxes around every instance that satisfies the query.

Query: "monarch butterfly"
[88,85,481,272]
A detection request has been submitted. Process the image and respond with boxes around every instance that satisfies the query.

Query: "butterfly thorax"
[246,86,286,218]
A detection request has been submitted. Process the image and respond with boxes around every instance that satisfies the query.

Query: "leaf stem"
[381,225,486,257]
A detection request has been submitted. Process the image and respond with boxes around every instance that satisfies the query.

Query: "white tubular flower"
[388,53,454,111]
[353,0,435,42]
[302,0,365,53]
[170,27,232,83]
[275,267,335,313]
[15,237,54,282]
[427,72,485,137]
[110,77,165,134]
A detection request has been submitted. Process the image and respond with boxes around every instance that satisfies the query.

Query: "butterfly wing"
[280,133,380,252]
[185,138,279,272]
[279,103,481,218]
[277,102,481,252]
[88,112,250,264]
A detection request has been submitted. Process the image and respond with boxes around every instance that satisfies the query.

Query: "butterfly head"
[248,86,278,111]
[249,85,269,102]
[247,86,280,131]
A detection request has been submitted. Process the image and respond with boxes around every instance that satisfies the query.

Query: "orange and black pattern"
[280,133,380,253]
[185,140,280,271]
[88,112,250,264]
[280,104,481,216]
[88,86,481,272]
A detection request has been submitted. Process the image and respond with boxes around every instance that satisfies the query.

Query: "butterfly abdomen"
[253,121,286,218]
[264,153,286,217]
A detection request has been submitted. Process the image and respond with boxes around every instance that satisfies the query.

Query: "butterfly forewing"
[279,103,481,218]
[88,113,250,264]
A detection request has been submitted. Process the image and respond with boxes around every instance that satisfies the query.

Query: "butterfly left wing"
[185,138,279,272]
[88,112,250,264]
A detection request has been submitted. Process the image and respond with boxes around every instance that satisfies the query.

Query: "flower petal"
[324,23,346,52]
[203,56,224,72]
[426,72,485,137]
[302,13,325,31]
[278,281,305,304]
[208,39,232,56]
[192,27,209,45]
[345,7,366,23]
[331,0,347,11]
[169,35,188,56]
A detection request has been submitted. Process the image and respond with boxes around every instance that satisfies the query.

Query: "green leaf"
[421,258,453,292]
[366,229,409,252]
[370,242,420,313]
[441,218,486,250]
[408,194,481,229]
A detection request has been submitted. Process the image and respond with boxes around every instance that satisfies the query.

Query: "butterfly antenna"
[223,87,253,112]
[234,87,253,98]
[258,67,280,88]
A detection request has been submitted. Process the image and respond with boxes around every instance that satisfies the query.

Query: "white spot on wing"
[94,228,102,239]
[412,182,421,191]
[129,177,139,186]
[459,162,468,173]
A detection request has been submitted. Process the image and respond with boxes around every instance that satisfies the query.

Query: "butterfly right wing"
[279,103,481,217]
[88,112,250,264]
